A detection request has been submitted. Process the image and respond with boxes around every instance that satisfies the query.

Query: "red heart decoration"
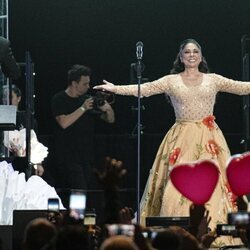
[227,152,250,196]
[170,160,219,205]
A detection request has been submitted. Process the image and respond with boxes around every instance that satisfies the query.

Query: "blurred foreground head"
[152,228,182,250]
[100,235,139,250]
[169,226,202,250]
[54,225,89,250]
[22,217,56,250]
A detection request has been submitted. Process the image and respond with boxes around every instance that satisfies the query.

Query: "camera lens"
[95,97,105,107]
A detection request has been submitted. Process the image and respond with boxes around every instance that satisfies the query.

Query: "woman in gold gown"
[95,39,250,246]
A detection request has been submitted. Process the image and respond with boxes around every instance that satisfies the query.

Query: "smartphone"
[142,231,159,240]
[47,198,60,212]
[69,190,86,220]
[228,212,250,226]
[47,198,60,223]
[106,224,135,237]
[216,224,238,236]
[84,210,96,225]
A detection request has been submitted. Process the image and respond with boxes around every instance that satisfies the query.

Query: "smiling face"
[180,42,202,69]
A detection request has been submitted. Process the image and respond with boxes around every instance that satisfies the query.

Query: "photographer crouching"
[51,64,115,197]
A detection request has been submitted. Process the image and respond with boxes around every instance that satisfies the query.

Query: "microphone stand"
[135,47,144,223]
[130,62,145,138]
[241,35,250,151]
[25,51,35,180]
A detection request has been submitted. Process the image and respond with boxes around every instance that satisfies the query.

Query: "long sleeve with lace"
[114,73,250,121]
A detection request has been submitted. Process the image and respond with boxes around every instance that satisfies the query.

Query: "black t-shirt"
[51,91,99,165]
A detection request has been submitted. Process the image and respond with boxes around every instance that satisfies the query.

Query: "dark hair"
[55,225,89,250]
[170,39,209,74]
[152,229,182,250]
[23,218,57,250]
[67,64,91,85]
[12,84,22,97]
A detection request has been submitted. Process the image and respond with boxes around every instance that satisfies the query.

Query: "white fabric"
[4,128,48,164]
[0,161,64,225]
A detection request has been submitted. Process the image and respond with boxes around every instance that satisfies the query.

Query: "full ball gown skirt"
[139,118,240,247]
[113,73,250,247]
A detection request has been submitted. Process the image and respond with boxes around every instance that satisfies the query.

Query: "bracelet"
[80,106,86,112]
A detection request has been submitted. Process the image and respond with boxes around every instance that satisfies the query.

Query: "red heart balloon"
[227,152,250,196]
[170,160,219,205]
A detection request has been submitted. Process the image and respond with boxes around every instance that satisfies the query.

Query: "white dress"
[0,161,64,225]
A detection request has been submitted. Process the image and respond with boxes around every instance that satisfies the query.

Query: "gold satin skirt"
[139,117,242,247]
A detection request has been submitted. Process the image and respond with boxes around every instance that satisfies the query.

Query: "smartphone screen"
[107,224,135,237]
[142,231,158,240]
[84,212,96,225]
[48,198,59,212]
[216,224,237,236]
[228,212,250,225]
[69,190,86,220]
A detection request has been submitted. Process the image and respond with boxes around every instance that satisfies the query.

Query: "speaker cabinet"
[146,216,190,229]
[0,225,12,250]
[12,210,49,250]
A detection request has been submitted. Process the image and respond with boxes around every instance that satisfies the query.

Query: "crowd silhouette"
[1,156,249,250]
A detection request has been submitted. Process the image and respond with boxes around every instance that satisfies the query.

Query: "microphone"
[136,41,143,60]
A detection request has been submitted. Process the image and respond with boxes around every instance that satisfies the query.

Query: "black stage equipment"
[134,41,144,223]
[241,35,250,151]
[24,52,34,179]
[146,216,190,229]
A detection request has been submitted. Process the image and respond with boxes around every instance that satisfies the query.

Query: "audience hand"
[189,204,206,229]
[34,164,44,176]
[133,224,152,250]
[119,207,135,224]
[189,204,217,248]
[196,209,212,239]
[200,230,217,249]
[93,156,126,189]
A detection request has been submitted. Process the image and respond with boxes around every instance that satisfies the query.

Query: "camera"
[69,190,86,221]
[92,92,106,109]
[228,212,250,226]
[84,91,115,113]
[93,91,115,109]
[216,224,238,236]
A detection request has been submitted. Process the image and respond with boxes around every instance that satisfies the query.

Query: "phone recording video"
[47,198,60,223]
[106,224,135,237]
[48,198,60,212]
[142,231,159,240]
[216,224,238,236]
[228,212,250,226]
[84,209,96,225]
[69,190,86,220]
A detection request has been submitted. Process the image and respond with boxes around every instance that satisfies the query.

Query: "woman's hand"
[34,164,44,176]
[93,80,116,93]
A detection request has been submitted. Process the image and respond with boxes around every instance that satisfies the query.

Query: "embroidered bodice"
[115,73,250,120]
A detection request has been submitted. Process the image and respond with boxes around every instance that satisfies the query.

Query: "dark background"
[7,0,250,195]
